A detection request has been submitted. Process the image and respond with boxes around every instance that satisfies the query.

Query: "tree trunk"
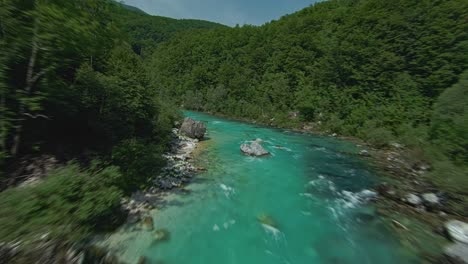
[0,93,6,151]
[10,25,40,157]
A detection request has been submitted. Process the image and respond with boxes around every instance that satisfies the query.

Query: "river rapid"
[102,111,418,264]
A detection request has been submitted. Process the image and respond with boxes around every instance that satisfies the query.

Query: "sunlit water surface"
[102,111,417,264]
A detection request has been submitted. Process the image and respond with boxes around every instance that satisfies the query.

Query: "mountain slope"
[115,2,227,54]
[146,0,468,206]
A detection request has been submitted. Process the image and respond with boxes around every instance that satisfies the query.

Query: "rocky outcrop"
[179,117,206,139]
[240,140,269,157]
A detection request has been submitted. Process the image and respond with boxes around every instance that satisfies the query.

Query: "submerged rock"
[446,220,468,244]
[137,256,148,264]
[240,140,269,157]
[141,216,154,231]
[179,118,206,139]
[257,214,277,228]
[153,229,170,242]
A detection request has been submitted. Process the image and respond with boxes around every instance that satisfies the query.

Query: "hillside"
[147,0,468,210]
[0,0,467,262]
[115,2,227,54]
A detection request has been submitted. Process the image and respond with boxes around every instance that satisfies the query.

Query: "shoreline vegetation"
[0,0,467,263]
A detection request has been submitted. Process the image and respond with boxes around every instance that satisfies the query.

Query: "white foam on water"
[213,224,220,231]
[272,146,292,152]
[314,147,328,153]
[220,183,235,198]
[299,192,314,198]
[212,121,222,124]
[301,211,312,216]
[261,224,284,242]
[331,189,378,218]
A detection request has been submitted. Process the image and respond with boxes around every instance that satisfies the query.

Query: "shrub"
[112,139,166,193]
[0,163,124,242]
[364,127,395,148]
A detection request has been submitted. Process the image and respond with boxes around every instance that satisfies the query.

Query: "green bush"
[112,139,166,193]
[430,71,468,164]
[0,163,123,242]
[363,127,395,148]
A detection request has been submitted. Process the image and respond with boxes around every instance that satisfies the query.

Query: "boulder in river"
[446,220,468,244]
[240,140,269,157]
[179,118,206,139]
[257,214,277,228]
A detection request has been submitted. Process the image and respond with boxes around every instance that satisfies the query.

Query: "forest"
[148,0,468,205]
[0,0,222,242]
[0,0,467,256]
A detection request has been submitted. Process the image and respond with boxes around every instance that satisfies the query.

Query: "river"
[101,111,418,264]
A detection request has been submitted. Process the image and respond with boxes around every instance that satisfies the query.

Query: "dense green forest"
[0,0,222,243]
[0,0,467,252]
[148,0,468,199]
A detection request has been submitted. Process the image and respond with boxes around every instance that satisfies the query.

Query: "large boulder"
[179,118,206,139]
[240,140,269,157]
[446,220,468,244]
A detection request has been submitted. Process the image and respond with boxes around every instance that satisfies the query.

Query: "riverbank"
[120,128,203,225]
[185,110,468,263]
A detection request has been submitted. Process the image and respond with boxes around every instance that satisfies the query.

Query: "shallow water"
[104,111,418,264]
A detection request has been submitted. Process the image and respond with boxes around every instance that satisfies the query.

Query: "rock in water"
[446,220,468,244]
[179,118,206,139]
[153,229,170,242]
[257,214,277,228]
[240,141,269,156]
[141,216,154,231]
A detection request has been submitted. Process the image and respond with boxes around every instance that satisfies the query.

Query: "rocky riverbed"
[121,127,204,226]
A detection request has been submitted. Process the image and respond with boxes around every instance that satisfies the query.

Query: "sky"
[122,0,321,26]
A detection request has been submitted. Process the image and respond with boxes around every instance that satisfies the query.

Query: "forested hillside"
[148,0,468,198]
[0,0,220,244]
[115,3,226,55]
[0,0,467,259]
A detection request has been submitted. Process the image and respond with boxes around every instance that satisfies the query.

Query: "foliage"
[0,163,123,242]
[0,0,186,243]
[112,139,166,193]
[147,0,468,145]
[430,71,468,164]
[145,0,468,195]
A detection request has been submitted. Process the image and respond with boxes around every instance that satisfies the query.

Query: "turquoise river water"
[102,111,418,264]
